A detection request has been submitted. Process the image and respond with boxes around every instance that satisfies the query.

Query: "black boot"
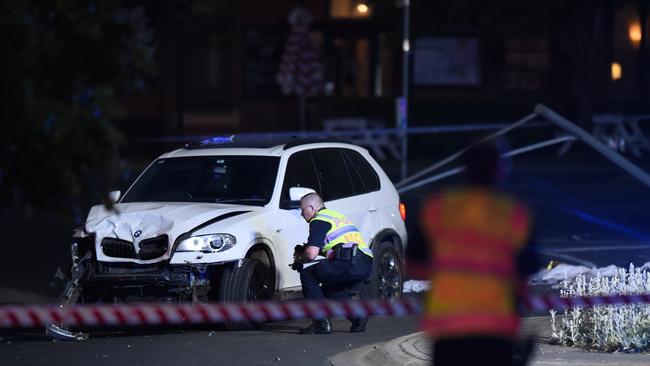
[299,319,332,334]
[350,317,368,333]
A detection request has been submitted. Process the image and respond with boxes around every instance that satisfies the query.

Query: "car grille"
[102,238,136,259]
[101,235,169,260]
[138,235,169,260]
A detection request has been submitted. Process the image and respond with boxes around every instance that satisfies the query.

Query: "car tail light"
[399,202,406,221]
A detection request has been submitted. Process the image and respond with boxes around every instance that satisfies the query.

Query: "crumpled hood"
[86,202,253,244]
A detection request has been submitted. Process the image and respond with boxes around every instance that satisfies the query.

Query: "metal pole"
[395,112,538,188]
[535,104,650,188]
[397,135,576,194]
[400,0,410,181]
[397,167,465,195]
[639,0,648,103]
[502,135,577,158]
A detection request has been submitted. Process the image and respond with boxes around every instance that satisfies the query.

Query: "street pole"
[400,0,410,181]
[640,0,648,104]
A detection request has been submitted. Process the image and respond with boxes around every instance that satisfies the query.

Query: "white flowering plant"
[550,264,650,352]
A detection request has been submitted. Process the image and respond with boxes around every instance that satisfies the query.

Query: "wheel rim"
[377,250,402,300]
[248,264,272,301]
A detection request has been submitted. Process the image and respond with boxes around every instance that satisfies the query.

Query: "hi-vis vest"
[420,188,531,339]
[311,208,372,259]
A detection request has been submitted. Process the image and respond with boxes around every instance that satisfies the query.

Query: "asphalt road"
[0,312,420,366]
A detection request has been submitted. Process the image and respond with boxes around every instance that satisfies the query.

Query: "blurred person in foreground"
[414,141,539,366]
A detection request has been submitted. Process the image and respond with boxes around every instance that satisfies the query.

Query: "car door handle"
[367,205,377,212]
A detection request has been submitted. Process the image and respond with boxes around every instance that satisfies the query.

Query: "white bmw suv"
[63,139,407,326]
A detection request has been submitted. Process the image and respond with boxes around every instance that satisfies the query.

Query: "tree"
[0,0,156,218]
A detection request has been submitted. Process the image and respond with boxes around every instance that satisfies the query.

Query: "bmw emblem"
[134,230,142,238]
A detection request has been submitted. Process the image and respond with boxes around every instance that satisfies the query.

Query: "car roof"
[160,138,365,158]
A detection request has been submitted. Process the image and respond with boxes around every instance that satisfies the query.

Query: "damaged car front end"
[63,206,252,304]
[48,153,281,339]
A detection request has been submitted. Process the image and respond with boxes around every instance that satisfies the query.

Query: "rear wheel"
[363,242,404,300]
[219,258,274,330]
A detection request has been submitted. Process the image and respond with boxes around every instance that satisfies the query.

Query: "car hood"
[85,202,254,244]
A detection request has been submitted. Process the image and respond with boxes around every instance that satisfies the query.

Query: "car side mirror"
[103,190,122,212]
[280,187,316,210]
[289,187,315,201]
[108,190,121,203]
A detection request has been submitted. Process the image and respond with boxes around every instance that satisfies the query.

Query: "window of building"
[331,37,371,97]
[330,0,372,19]
[183,32,233,107]
[503,36,549,92]
[325,33,395,98]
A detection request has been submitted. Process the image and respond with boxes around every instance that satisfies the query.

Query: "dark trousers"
[300,256,372,309]
[433,336,514,366]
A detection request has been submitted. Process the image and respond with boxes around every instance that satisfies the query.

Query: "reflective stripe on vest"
[420,188,531,338]
[311,208,372,258]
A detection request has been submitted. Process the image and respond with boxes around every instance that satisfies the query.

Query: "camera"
[290,244,306,271]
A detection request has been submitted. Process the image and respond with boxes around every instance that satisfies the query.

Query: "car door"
[271,150,321,290]
[310,148,376,245]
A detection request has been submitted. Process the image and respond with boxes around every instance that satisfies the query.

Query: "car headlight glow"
[176,234,236,253]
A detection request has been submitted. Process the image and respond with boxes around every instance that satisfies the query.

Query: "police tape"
[522,293,650,313]
[0,298,420,328]
[3,293,650,329]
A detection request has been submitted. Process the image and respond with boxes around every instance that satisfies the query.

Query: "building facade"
[118,0,650,140]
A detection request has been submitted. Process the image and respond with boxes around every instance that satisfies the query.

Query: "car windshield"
[121,156,280,206]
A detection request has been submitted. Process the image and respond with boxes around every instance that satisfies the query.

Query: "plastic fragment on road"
[46,324,89,341]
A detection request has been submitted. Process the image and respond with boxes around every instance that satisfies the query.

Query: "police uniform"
[299,207,373,333]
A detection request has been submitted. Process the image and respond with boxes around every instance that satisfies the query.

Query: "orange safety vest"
[420,187,531,339]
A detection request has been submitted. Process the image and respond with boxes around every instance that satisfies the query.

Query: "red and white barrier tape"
[0,298,420,329]
[522,293,650,313]
[3,294,650,329]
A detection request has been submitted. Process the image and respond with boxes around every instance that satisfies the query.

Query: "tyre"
[363,242,404,300]
[219,258,274,330]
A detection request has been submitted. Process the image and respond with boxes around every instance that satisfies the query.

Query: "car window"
[343,149,380,192]
[121,156,279,206]
[311,148,355,201]
[340,149,366,194]
[281,150,320,202]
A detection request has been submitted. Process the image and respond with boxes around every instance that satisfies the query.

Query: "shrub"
[550,264,650,352]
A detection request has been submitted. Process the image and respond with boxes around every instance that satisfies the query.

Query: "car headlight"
[175,234,237,253]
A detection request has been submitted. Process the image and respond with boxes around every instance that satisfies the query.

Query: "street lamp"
[356,3,369,14]
[611,62,622,81]
[629,21,642,48]
[353,1,371,18]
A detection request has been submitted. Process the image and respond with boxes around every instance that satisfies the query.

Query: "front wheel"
[363,242,404,300]
[219,258,274,330]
